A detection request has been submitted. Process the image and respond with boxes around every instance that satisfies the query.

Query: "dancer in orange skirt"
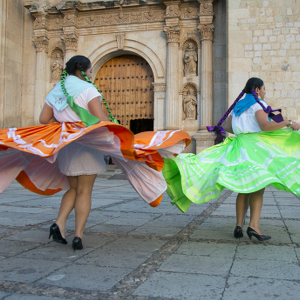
[0,55,190,250]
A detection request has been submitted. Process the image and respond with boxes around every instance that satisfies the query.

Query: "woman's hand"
[290,121,300,131]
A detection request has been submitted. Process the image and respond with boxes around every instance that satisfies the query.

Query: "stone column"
[163,1,181,130]
[61,32,78,63]
[198,0,214,130]
[61,10,78,64]
[152,82,166,131]
[194,0,215,154]
[198,23,214,130]
[33,31,49,125]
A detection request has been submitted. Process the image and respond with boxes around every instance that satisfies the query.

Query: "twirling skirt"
[0,121,190,207]
[163,128,300,213]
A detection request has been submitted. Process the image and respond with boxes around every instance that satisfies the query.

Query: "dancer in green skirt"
[163,77,300,241]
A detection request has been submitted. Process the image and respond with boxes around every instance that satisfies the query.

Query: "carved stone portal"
[183,42,197,76]
[183,88,197,120]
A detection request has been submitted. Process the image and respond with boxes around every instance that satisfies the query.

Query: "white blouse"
[45,86,102,123]
[231,101,268,135]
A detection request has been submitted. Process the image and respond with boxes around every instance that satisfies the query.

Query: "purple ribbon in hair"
[206,90,246,143]
[250,89,284,123]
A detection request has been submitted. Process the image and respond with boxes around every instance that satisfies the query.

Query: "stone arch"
[180,82,199,95]
[88,39,164,81]
[180,34,200,50]
[181,83,198,120]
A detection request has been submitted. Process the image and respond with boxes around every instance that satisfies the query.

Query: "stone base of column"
[164,126,180,130]
[193,130,216,154]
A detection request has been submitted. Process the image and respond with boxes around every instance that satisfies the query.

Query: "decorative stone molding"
[164,25,180,43]
[48,16,64,29]
[199,2,213,14]
[63,12,78,26]
[165,4,180,17]
[198,23,214,41]
[61,33,78,51]
[33,34,49,53]
[152,82,166,92]
[181,7,198,19]
[116,33,125,50]
[33,14,47,29]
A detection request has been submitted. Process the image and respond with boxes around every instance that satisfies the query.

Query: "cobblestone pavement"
[0,178,300,300]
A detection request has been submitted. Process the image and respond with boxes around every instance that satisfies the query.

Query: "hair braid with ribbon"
[206,90,245,143]
[60,68,119,124]
[80,71,119,124]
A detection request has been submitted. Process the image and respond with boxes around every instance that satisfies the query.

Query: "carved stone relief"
[164,26,180,43]
[198,23,214,40]
[181,7,198,19]
[33,34,49,52]
[61,33,78,51]
[165,4,180,17]
[51,50,64,82]
[182,86,198,120]
[183,41,198,76]
[200,2,213,14]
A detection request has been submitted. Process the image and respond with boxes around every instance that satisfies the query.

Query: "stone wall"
[228,0,300,123]
[0,0,25,128]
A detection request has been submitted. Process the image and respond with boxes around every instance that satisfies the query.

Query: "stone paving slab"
[37,264,133,291]
[4,295,69,300]
[231,258,300,280]
[133,272,226,300]
[0,181,300,299]
[159,254,233,276]
[223,277,300,300]
[0,257,67,283]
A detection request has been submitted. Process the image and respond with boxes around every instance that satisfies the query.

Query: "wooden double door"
[94,55,154,134]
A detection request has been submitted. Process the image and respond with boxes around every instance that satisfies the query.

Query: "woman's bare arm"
[39,103,56,124]
[223,115,234,134]
[255,110,290,131]
[88,97,109,122]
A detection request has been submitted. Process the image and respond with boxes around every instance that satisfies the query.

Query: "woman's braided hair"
[215,77,264,128]
[60,56,118,123]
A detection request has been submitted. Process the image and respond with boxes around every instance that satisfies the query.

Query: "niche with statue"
[182,84,198,120]
[183,40,198,77]
[51,49,64,83]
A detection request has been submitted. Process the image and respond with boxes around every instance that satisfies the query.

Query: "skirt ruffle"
[0,121,190,207]
[163,128,300,213]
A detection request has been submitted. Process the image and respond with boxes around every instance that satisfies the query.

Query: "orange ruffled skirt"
[0,121,190,207]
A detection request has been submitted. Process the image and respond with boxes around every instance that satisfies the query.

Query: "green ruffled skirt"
[163,128,300,213]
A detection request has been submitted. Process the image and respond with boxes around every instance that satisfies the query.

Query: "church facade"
[1,0,299,153]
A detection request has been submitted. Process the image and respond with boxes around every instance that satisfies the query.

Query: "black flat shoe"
[234,226,243,238]
[72,237,83,251]
[49,223,68,244]
[247,227,271,241]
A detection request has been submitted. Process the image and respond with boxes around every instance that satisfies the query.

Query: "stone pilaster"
[163,1,181,130]
[61,9,78,63]
[193,0,215,152]
[198,0,214,130]
[33,29,49,125]
[152,82,166,131]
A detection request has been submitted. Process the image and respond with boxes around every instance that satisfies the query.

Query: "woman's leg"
[236,193,250,227]
[249,188,265,235]
[74,174,97,239]
[55,176,78,238]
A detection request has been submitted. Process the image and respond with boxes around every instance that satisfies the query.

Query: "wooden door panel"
[95,55,154,130]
